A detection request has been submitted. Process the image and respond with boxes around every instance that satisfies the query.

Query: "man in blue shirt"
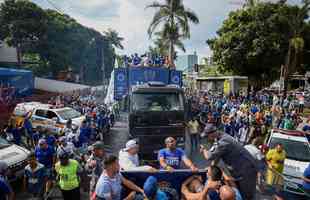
[158,137,198,171]
[23,153,47,197]
[143,176,168,200]
[34,139,55,194]
[78,121,91,149]
[302,163,310,195]
[23,114,34,147]
[0,161,14,200]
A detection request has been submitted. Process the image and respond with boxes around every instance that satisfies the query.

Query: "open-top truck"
[113,67,186,160]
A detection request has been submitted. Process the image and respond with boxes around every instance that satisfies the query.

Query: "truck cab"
[128,82,186,160]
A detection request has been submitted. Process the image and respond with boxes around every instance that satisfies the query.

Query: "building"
[175,52,198,71]
[196,76,248,95]
[0,41,18,66]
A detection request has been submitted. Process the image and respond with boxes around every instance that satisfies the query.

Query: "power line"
[44,0,65,14]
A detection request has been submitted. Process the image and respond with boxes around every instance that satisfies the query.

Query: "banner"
[121,170,207,197]
[128,67,169,86]
[169,70,182,86]
[114,68,128,100]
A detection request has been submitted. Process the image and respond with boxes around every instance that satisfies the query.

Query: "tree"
[36,10,114,84]
[0,0,47,66]
[104,28,124,50]
[282,0,310,94]
[146,0,199,67]
[207,2,310,88]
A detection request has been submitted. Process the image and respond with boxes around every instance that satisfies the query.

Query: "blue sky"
[1,0,303,60]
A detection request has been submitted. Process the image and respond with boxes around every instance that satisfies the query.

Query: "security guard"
[55,150,81,200]
[200,125,257,200]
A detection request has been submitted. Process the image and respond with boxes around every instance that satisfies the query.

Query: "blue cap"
[143,176,158,199]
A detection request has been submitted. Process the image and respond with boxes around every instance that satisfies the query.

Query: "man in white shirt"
[119,139,156,172]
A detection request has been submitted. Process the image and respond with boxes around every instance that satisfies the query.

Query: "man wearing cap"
[55,150,82,200]
[85,141,106,197]
[57,136,76,159]
[158,137,198,171]
[0,161,14,200]
[119,139,156,172]
[34,139,56,194]
[200,125,257,200]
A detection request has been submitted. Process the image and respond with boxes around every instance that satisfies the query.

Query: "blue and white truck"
[113,67,186,160]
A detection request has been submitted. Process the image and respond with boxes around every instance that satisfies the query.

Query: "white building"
[0,40,18,64]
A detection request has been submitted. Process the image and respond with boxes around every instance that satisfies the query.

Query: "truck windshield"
[57,108,82,120]
[269,137,310,162]
[132,93,183,112]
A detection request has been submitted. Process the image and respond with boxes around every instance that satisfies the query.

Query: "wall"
[0,42,17,63]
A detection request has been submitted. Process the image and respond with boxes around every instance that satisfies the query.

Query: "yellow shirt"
[266,149,286,173]
[188,120,199,135]
[55,159,80,190]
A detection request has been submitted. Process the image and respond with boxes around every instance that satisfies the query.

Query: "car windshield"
[132,92,184,112]
[0,138,10,149]
[13,107,27,116]
[269,137,310,162]
[56,108,82,120]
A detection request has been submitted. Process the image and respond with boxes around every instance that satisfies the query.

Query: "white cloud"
[26,0,302,58]
[3,0,242,57]
[4,0,305,58]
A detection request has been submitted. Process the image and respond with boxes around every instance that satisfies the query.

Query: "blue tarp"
[0,67,34,97]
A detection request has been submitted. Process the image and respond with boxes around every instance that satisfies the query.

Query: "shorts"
[46,168,55,180]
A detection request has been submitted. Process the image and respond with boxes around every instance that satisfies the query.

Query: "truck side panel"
[114,67,183,101]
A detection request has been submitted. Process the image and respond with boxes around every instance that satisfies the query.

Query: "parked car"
[11,102,85,135]
[0,137,30,181]
[266,128,310,195]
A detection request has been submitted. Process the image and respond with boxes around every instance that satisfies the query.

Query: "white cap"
[124,139,138,151]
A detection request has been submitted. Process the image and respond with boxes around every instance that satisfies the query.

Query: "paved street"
[13,115,305,200]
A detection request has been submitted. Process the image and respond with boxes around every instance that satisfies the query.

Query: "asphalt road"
[15,114,305,200]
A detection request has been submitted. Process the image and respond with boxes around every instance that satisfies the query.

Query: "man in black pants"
[55,150,82,200]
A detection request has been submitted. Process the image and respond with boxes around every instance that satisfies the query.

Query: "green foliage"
[0,1,115,85]
[104,28,124,50]
[207,2,310,85]
[0,0,47,46]
[146,0,199,66]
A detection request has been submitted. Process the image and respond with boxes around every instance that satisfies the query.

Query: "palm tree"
[146,0,199,67]
[283,0,310,94]
[103,28,124,50]
[152,31,186,56]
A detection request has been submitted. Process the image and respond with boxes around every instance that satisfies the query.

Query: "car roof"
[271,128,309,143]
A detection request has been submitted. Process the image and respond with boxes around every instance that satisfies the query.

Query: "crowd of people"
[0,85,16,106]
[0,89,309,200]
[122,54,173,68]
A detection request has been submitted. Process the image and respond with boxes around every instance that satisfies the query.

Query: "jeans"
[190,134,199,150]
